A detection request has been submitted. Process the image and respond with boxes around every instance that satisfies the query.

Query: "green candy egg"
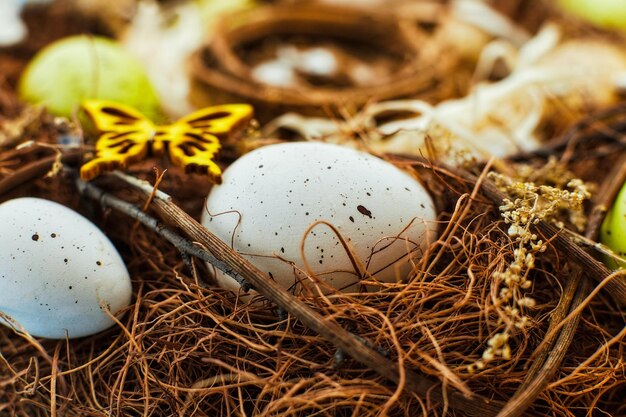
[19,35,161,120]
[558,0,626,30]
[601,181,626,269]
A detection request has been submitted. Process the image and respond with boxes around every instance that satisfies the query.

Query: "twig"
[0,150,83,196]
[75,179,246,288]
[109,172,507,416]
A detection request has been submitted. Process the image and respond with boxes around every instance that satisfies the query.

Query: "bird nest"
[189,3,455,122]
[1,2,626,417]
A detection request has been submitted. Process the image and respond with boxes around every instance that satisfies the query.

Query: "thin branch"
[76,179,246,288]
[0,150,83,196]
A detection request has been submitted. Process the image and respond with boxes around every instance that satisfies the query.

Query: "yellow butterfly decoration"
[79,100,254,183]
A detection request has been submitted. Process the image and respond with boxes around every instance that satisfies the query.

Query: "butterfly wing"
[80,100,156,181]
[164,104,254,183]
[178,104,254,139]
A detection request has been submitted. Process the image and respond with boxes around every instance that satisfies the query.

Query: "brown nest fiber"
[189,4,452,122]
[1,97,625,417]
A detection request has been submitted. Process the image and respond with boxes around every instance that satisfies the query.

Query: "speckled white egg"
[0,198,132,339]
[202,142,437,293]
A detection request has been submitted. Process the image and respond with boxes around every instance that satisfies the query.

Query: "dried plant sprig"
[499,153,626,417]
[468,166,592,372]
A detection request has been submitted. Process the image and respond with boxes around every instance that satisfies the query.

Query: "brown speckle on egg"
[357,205,372,219]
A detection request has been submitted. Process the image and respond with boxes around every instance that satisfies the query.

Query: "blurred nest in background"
[1,1,626,417]
[189,3,453,122]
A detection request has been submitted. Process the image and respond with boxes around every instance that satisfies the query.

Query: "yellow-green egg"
[600,181,626,269]
[558,0,626,30]
[18,35,161,120]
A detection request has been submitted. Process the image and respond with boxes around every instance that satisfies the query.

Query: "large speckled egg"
[201,142,437,293]
[0,198,132,339]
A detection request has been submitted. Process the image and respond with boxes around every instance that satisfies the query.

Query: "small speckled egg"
[0,198,132,339]
[201,142,437,293]
[601,181,626,269]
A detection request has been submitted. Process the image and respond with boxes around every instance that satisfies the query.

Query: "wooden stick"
[0,150,83,196]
